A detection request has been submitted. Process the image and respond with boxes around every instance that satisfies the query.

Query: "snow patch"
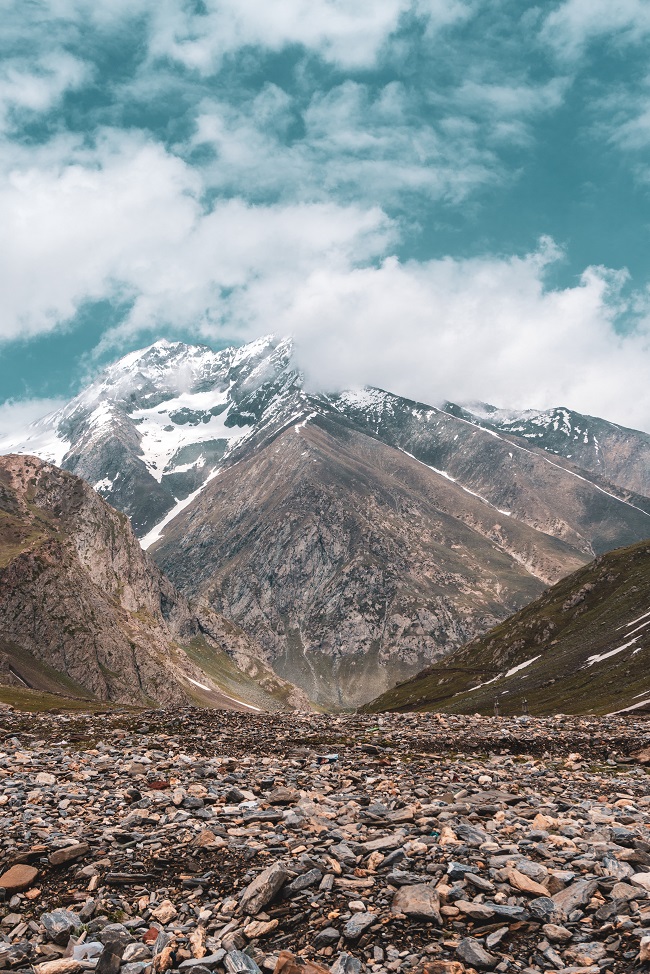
[585,637,639,667]
[141,468,221,549]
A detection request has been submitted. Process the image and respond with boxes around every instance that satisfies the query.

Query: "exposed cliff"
[0,455,307,710]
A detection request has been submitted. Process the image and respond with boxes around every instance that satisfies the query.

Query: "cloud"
[542,0,650,60]
[0,398,67,438]
[188,80,502,208]
[6,0,472,75]
[0,128,394,345]
[0,52,90,131]
[271,242,650,433]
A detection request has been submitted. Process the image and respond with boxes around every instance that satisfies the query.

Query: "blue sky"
[1,0,650,431]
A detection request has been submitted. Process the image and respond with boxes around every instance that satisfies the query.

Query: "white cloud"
[189,81,501,207]
[267,243,650,433]
[0,398,67,438]
[0,52,90,130]
[543,0,650,59]
[0,128,394,344]
[1,128,649,431]
[143,0,474,72]
[14,0,471,73]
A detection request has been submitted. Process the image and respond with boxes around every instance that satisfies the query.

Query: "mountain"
[454,402,650,499]
[2,336,650,708]
[0,337,299,536]
[0,454,307,711]
[364,538,650,716]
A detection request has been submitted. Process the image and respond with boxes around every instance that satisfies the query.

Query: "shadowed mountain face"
[2,337,650,708]
[364,539,650,717]
[0,455,306,711]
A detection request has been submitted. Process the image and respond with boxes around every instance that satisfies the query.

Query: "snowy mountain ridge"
[2,333,650,542]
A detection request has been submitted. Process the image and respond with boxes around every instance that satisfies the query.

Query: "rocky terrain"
[364,539,650,719]
[152,415,589,710]
[3,336,650,708]
[457,404,650,500]
[0,455,305,712]
[0,709,650,974]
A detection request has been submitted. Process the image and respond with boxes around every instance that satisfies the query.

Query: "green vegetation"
[0,685,128,713]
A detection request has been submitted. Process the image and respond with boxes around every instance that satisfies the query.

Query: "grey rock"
[392,884,442,923]
[240,862,290,916]
[456,937,498,970]
[40,910,82,945]
[343,913,375,939]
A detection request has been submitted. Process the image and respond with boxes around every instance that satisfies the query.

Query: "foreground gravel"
[0,709,649,974]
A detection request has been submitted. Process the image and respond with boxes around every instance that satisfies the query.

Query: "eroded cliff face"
[0,455,307,709]
[154,420,589,708]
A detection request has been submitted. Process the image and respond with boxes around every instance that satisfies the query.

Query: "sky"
[1,0,650,433]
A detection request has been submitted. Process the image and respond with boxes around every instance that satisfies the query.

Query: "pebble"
[0,709,648,974]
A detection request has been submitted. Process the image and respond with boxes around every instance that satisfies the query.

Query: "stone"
[564,942,607,966]
[151,900,177,924]
[49,843,90,866]
[528,896,565,923]
[34,962,86,974]
[542,923,572,943]
[0,865,38,893]
[329,954,362,974]
[633,872,650,893]
[313,927,340,948]
[343,912,375,939]
[640,936,650,963]
[551,878,598,914]
[40,909,82,945]
[272,952,329,973]
[244,919,278,938]
[240,863,290,916]
[456,938,498,970]
[504,866,548,897]
[423,964,466,974]
[392,884,442,922]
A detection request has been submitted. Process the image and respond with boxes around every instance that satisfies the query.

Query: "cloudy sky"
[1,0,650,432]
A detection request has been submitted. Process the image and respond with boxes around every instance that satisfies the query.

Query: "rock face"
[153,418,591,708]
[365,538,650,716]
[2,336,650,708]
[0,455,306,710]
[458,401,650,499]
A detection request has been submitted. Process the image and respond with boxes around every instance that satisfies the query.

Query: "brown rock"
[151,900,177,924]
[273,951,330,974]
[504,866,548,897]
[34,962,86,974]
[49,843,90,867]
[423,963,466,974]
[0,864,38,893]
[639,936,650,963]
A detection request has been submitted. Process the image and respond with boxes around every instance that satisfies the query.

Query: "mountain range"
[2,335,649,708]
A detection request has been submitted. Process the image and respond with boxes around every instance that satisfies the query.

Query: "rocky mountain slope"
[456,402,650,499]
[365,538,650,716]
[2,336,650,708]
[0,455,306,710]
[154,413,589,709]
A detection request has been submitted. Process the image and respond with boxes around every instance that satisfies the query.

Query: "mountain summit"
[3,336,650,707]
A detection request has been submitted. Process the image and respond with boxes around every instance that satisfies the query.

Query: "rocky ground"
[0,710,650,974]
